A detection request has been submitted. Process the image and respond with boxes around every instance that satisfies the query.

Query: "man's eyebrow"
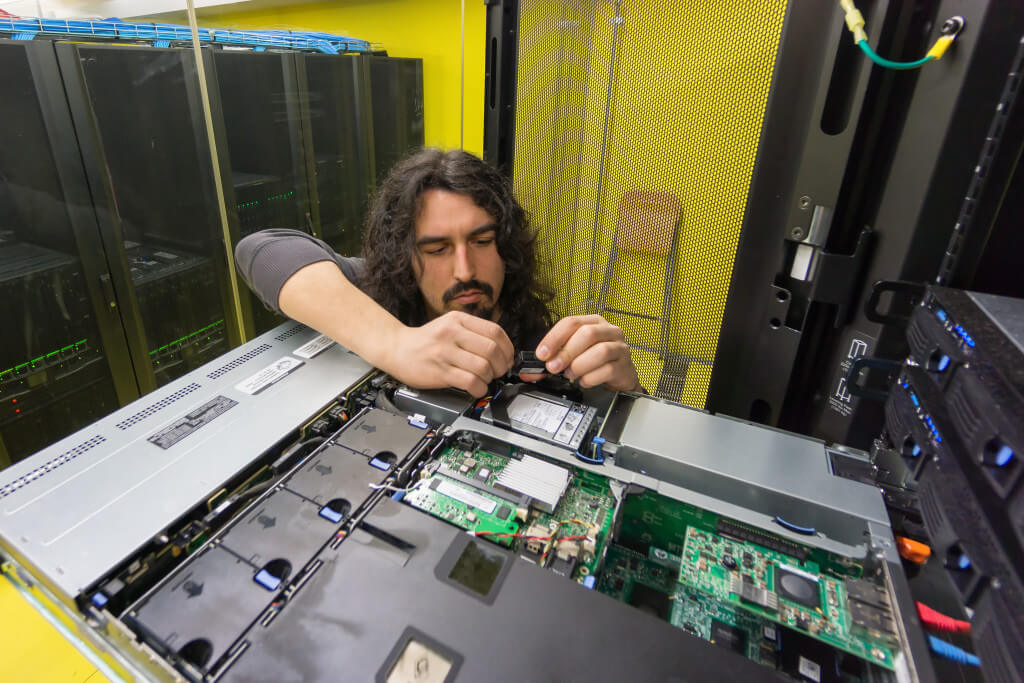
[415,222,499,247]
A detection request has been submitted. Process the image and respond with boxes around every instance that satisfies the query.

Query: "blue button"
[995,445,1015,467]
[254,569,282,591]
[583,575,596,589]
[937,355,951,372]
[91,592,109,608]
[319,506,343,523]
[956,554,971,571]
[936,309,948,322]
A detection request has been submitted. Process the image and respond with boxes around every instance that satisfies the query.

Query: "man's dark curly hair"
[359,148,554,349]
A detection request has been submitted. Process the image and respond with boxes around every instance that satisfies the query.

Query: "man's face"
[412,189,505,321]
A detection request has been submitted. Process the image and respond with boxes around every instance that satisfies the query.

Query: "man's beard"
[443,279,496,320]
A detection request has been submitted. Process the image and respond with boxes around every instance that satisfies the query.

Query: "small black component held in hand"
[514,350,547,375]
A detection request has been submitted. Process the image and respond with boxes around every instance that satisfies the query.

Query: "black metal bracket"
[483,0,520,176]
[845,356,902,402]
[807,226,874,324]
[865,279,926,325]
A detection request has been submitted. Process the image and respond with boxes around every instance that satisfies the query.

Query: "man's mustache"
[442,280,494,304]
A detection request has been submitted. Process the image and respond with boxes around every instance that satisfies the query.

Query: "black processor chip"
[775,566,822,610]
[710,619,747,654]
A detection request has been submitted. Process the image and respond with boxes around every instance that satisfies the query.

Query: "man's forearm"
[277,261,403,370]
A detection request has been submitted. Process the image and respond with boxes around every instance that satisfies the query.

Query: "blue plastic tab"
[911,444,921,457]
[153,39,170,47]
[774,516,816,535]
[407,416,428,429]
[937,355,951,372]
[392,491,406,501]
[369,457,391,471]
[955,553,971,571]
[995,445,1015,467]
[91,592,109,608]
[319,506,343,523]
[583,575,596,590]
[910,392,920,407]
[936,308,948,322]
[254,569,283,591]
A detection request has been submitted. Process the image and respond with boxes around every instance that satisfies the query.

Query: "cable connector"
[917,602,971,634]
[927,16,966,60]
[927,634,981,667]
[840,0,868,44]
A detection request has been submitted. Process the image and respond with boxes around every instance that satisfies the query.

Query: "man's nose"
[453,243,475,281]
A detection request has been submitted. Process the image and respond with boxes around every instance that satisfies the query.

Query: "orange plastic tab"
[897,536,932,564]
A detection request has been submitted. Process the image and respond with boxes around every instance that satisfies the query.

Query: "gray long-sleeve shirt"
[235,229,365,314]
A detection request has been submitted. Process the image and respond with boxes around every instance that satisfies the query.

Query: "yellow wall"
[193,0,485,155]
[513,0,788,405]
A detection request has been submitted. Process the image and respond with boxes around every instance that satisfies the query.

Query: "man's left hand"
[532,315,641,392]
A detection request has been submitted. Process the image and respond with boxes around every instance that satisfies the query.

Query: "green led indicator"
[149,319,225,357]
[1,339,90,378]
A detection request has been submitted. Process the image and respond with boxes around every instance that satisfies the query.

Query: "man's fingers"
[454,326,510,379]
[536,316,593,363]
[564,341,625,381]
[446,346,497,386]
[541,317,625,374]
[454,313,515,367]
[445,365,490,398]
[518,371,548,383]
[577,356,634,390]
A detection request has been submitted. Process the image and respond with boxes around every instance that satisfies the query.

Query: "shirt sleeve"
[234,229,365,314]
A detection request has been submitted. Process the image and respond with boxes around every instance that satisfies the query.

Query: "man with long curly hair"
[236,148,640,398]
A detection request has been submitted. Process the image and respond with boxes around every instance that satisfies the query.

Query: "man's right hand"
[385,311,514,397]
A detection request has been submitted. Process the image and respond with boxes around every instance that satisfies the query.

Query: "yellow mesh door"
[513,0,788,406]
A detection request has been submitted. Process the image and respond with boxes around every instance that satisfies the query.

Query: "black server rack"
[212,51,310,240]
[705,0,1024,447]
[298,53,374,258]
[56,43,240,393]
[0,40,136,466]
[366,56,424,185]
[208,50,315,336]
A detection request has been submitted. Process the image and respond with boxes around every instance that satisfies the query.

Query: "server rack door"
[0,40,137,467]
[56,44,240,393]
[299,54,374,258]
[366,56,425,183]
[208,50,315,336]
[498,0,800,403]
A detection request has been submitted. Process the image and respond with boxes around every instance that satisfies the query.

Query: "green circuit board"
[404,446,616,578]
[679,526,898,669]
[404,447,521,545]
[599,545,778,665]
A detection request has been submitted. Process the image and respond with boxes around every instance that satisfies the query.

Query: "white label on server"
[293,334,336,359]
[435,479,497,514]
[553,410,584,444]
[235,356,304,395]
[508,395,569,434]
[798,657,821,682]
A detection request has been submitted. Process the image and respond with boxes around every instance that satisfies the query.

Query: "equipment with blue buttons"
[876,286,1024,678]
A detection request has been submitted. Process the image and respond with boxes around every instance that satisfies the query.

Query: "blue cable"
[575,450,604,465]
[928,635,981,667]
[774,516,816,535]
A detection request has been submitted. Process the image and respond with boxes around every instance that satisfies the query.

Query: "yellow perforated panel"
[513,0,788,406]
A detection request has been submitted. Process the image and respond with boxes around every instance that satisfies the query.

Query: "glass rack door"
[57,43,242,392]
[0,40,136,467]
